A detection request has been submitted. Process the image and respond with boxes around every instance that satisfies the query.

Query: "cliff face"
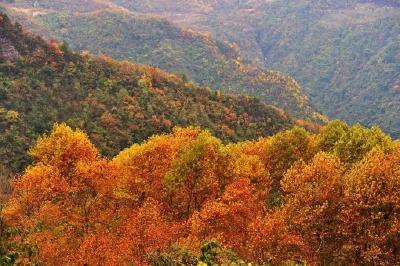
[0,34,19,61]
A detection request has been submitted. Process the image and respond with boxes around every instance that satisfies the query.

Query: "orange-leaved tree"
[280,152,345,264]
[3,124,121,265]
[338,147,400,264]
[188,177,263,256]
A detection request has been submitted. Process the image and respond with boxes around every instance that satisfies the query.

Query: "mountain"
[0,12,296,176]
[251,0,400,137]
[0,0,325,123]
[100,0,400,137]
[4,1,399,137]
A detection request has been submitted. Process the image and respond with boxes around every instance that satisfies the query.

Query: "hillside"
[104,0,400,137]
[0,0,325,122]
[255,0,400,137]
[4,0,399,137]
[0,13,295,176]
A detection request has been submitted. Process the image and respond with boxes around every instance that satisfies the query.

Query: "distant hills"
[0,0,325,123]
[3,0,399,137]
[0,12,296,176]
[106,0,400,137]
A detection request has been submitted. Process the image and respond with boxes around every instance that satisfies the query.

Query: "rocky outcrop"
[0,35,19,61]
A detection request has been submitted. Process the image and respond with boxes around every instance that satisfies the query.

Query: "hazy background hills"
[111,0,400,137]
[0,13,297,176]
[0,0,325,123]
[1,0,399,136]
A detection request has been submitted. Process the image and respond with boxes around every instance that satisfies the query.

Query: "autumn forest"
[1,0,400,265]
[3,120,400,265]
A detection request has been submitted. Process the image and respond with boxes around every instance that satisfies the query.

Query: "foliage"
[1,120,399,265]
[148,241,247,266]
[105,0,400,137]
[5,0,400,135]
[1,1,324,122]
[0,13,294,176]
[1,5,400,266]
[254,0,400,137]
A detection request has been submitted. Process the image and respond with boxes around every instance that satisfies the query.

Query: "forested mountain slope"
[0,13,295,176]
[0,0,325,122]
[108,0,400,137]
[255,0,400,137]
